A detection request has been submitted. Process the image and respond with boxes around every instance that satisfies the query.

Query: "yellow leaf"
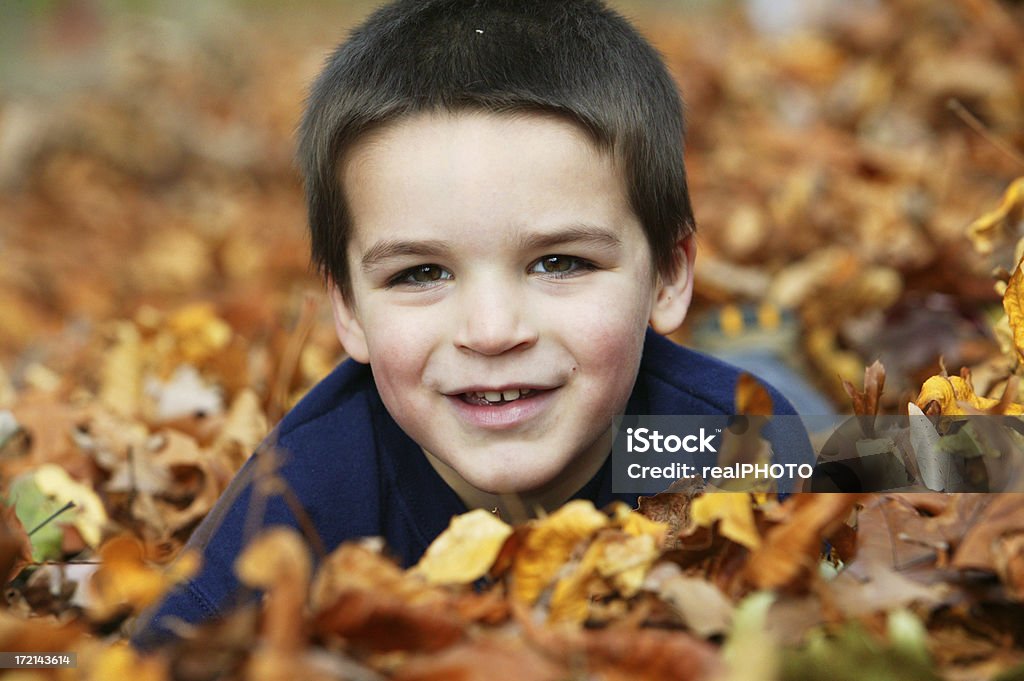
[548,529,663,623]
[167,303,232,365]
[914,375,1024,416]
[690,493,761,550]
[33,464,108,548]
[413,509,513,585]
[596,533,661,597]
[511,500,608,604]
[608,501,669,542]
[968,176,1024,255]
[99,321,141,418]
[1004,259,1024,366]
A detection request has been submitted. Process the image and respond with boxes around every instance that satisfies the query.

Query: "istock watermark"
[612,414,1024,494]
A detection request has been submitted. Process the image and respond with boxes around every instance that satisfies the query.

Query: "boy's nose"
[453,286,538,356]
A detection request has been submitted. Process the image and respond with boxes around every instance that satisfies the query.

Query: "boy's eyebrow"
[517,224,622,252]
[360,239,450,270]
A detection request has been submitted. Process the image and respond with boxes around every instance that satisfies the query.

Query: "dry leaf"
[968,176,1024,255]
[511,500,609,604]
[236,527,312,658]
[689,493,761,550]
[914,374,1024,416]
[412,509,512,586]
[314,586,465,653]
[393,634,567,681]
[842,360,886,418]
[643,562,733,637]
[743,493,861,593]
[736,373,774,416]
[32,463,109,548]
[88,534,199,621]
[99,321,142,418]
[1004,259,1024,366]
[0,504,33,583]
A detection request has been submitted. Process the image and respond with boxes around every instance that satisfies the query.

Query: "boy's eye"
[390,264,452,287]
[530,255,593,276]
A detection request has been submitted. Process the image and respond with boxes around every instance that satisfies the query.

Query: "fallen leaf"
[743,493,862,593]
[689,493,761,550]
[736,373,774,416]
[968,176,1024,256]
[952,494,1024,577]
[412,509,512,586]
[842,360,886,420]
[643,561,733,637]
[511,499,609,604]
[914,374,1024,416]
[393,634,567,681]
[0,504,33,583]
[1004,258,1024,366]
[236,527,311,659]
[314,586,465,653]
[88,534,198,621]
[99,321,142,418]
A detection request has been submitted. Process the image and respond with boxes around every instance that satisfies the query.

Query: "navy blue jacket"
[131,329,810,649]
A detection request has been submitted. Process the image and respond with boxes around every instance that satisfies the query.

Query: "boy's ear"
[327,282,370,364]
[649,234,696,335]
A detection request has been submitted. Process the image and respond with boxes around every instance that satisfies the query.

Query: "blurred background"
[1,0,1023,422]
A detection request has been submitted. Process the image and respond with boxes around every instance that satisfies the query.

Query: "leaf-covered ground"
[2,1,1024,679]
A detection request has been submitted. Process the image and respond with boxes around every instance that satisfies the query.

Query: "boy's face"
[331,111,692,494]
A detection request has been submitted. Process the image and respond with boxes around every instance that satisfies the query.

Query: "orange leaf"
[743,493,861,593]
[735,374,773,416]
[88,535,198,621]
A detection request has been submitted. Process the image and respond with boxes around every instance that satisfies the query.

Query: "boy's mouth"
[459,388,537,406]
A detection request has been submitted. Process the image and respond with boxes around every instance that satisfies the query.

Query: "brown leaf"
[951,494,1024,579]
[0,503,33,583]
[636,483,703,549]
[842,360,886,418]
[743,493,862,593]
[311,543,442,613]
[587,628,720,680]
[393,634,567,681]
[314,588,465,654]
[643,561,733,638]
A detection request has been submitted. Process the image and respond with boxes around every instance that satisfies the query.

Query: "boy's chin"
[459,466,558,496]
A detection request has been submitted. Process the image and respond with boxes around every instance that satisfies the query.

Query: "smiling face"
[331,111,693,495]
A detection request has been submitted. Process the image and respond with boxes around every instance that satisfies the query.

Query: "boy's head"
[298,0,697,496]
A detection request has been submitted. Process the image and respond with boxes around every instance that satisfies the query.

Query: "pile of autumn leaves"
[1,177,1022,681]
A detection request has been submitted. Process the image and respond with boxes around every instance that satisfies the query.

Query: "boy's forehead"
[340,110,637,251]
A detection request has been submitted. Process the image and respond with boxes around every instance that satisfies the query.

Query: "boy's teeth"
[468,388,534,403]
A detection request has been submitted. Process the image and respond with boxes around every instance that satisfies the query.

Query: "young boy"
[133,0,811,648]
